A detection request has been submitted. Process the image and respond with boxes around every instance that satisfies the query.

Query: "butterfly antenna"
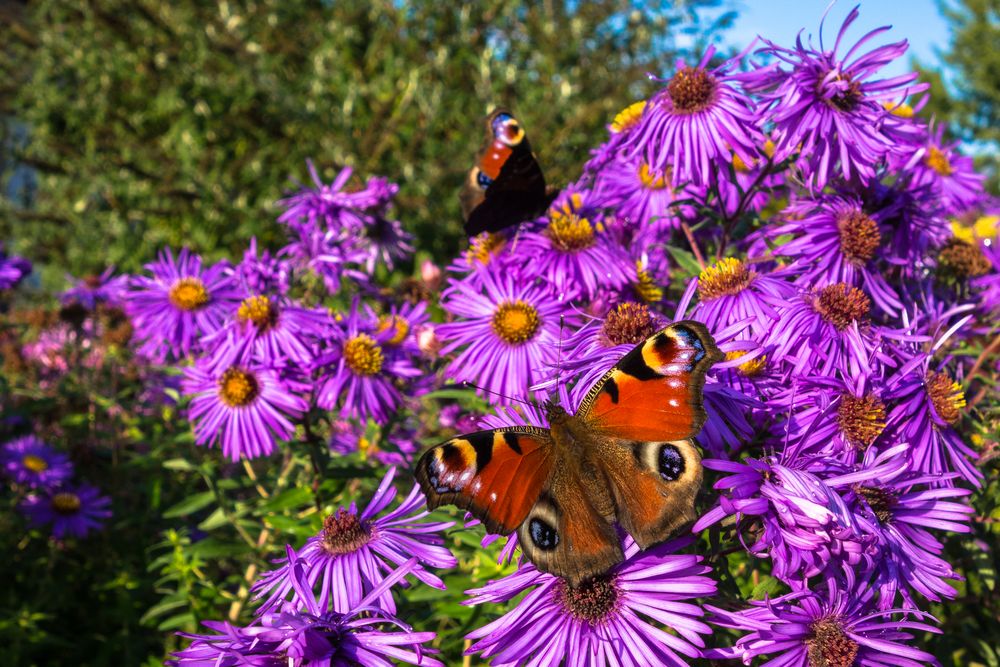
[457,381,538,409]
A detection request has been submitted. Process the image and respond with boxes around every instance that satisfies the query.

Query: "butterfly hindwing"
[576,321,723,442]
[516,463,623,586]
[461,108,550,236]
[595,437,703,549]
[415,427,554,535]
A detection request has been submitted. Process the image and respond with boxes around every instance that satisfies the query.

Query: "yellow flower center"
[218,367,260,407]
[377,315,410,346]
[732,152,751,173]
[634,261,663,303]
[343,334,384,376]
[237,295,276,329]
[882,100,914,118]
[465,233,507,267]
[51,492,82,515]
[547,204,596,252]
[168,278,210,311]
[611,101,646,133]
[491,301,541,345]
[698,258,755,301]
[22,454,49,473]
[925,146,953,176]
[925,371,965,425]
[637,163,670,189]
[725,350,767,377]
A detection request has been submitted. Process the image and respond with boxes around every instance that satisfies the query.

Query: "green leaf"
[666,246,703,276]
[162,458,195,471]
[261,487,314,513]
[162,491,215,518]
[750,576,783,600]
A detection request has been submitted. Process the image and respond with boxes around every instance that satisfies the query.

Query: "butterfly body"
[416,322,722,586]
[461,108,557,237]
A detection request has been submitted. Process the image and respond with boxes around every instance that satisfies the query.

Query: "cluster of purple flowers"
[170,468,455,666]
[119,165,439,463]
[1,435,110,539]
[60,5,996,664]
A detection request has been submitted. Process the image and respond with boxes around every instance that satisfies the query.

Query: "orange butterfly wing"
[414,427,554,535]
[576,321,722,442]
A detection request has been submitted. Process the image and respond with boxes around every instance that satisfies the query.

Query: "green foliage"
[0,0,733,281]
[917,0,1000,192]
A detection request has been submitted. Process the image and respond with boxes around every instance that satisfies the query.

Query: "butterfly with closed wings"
[415,321,722,586]
[460,108,558,237]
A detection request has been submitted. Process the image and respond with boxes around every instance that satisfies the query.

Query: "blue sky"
[725,0,950,78]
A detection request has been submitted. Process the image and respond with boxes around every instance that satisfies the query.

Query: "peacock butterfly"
[415,321,722,586]
[460,108,557,237]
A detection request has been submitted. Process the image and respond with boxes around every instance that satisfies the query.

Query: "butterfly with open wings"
[415,321,722,586]
[460,108,558,237]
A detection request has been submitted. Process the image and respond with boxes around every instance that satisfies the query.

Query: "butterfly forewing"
[415,427,554,535]
[576,321,723,442]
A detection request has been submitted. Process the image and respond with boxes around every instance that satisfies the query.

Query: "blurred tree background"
[917,0,1000,192]
[0,0,735,285]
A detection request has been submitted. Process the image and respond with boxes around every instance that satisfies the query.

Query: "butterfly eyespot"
[529,517,559,550]
[476,169,493,190]
[658,444,685,481]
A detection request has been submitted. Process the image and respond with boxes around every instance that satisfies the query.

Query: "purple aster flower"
[518,189,634,300]
[765,282,887,379]
[277,162,372,233]
[771,373,891,463]
[690,257,795,339]
[356,214,414,273]
[826,443,974,607]
[173,552,443,667]
[752,6,927,189]
[464,537,716,667]
[374,300,429,359]
[861,179,950,273]
[126,248,241,361]
[313,301,420,423]
[707,576,939,666]
[906,124,985,215]
[20,483,111,539]
[202,290,331,369]
[592,155,686,228]
[279,217,366,294]
[884,353,982,486]
[1,435,74,489]
[0,243,31,290]
[253,468,456,616]
[238,238,292,296]
[61,267,128,309]
[446,232,517,285]
[774,195,903,314]
[182,359,308,461]
[437,270,567,404]
[694,453,864,584]
[558,301,664,396]
[622,45,761,187]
